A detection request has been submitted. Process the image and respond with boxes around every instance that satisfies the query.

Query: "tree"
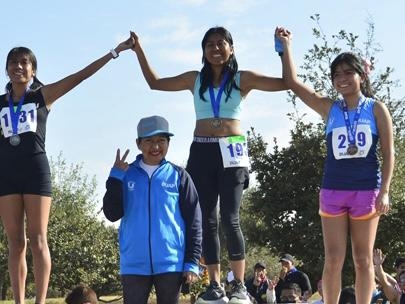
[47,153,121,297]
[0,154,121,300]
[0,225,10,300]
[244,14,405,286]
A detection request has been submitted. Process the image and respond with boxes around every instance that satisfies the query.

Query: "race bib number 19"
[219,135,249,168]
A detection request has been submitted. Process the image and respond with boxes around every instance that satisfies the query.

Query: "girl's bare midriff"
[194,118,242,137]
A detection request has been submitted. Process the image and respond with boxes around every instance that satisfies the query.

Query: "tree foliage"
[0,153,121,300]
[48,153,121,297]
[243,14,405,286]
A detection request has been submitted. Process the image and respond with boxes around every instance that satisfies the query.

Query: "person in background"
[0,36,133,304]
[338,286,356,304]
[279,283,305,303]
[374,248,405,304]
[373,248,405,303]
[274,254,312,302]
[103,115,202,304]
[130,26,286,304]
[245,262,269,303]
[276,25,394,304]
[398,270,405,304]
[371,276,389,304]
[65,284,98,304]
[311,279,324,304]
[265,277,278,304]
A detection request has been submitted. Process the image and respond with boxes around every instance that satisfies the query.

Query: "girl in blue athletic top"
[130,27,286,304]
[0,37,133,304]
[276,26,394,304]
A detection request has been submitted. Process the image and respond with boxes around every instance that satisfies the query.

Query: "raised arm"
[130,31,197,92]
[373,248,399,302]
[275,26,332,120]
[239,70,287,98]
[41,36,134,108]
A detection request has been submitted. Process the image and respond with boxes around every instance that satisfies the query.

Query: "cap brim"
[139,130,174,138]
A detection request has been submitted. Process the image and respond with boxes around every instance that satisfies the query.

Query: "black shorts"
[0,153,52,197]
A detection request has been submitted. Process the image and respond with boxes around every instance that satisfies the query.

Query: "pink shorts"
[319,189,379,220]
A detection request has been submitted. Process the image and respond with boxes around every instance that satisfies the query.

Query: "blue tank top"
[193,72,243,120]
[322,97,381,190]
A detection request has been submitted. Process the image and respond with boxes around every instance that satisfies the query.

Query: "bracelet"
[110,49,119,59]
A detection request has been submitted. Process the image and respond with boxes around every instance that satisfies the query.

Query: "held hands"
[114,149,130,171]
[113,34,136,56]
[129,31,140,52]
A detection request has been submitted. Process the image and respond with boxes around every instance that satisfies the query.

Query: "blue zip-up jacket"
[103,154,202,275]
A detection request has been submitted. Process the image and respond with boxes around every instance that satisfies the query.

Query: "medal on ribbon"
[8,91,26,146]
[209,72,229,128]
[341,96,365,156]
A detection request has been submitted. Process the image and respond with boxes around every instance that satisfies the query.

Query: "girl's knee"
[27,233,48,252]
[8,236,26,254]
[353,254,373,270]
[324,255,345,271]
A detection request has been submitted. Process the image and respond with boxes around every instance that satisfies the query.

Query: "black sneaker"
[228,280,251,304]
[196,281,229,304]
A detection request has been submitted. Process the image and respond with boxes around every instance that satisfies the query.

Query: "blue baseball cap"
[137,115,174,138]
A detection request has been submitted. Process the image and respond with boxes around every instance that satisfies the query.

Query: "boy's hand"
[114,148,130,171]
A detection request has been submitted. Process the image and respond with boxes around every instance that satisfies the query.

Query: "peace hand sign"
[114,148,130,171]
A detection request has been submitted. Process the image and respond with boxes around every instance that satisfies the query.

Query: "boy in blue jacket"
[103,115,202,304]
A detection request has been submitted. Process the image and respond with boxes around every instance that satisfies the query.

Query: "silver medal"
[9,134,21,146]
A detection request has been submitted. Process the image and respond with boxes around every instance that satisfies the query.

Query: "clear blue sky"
[1,0,403,206]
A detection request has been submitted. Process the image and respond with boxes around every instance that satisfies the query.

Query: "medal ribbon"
[8,91,26,136]
[209,72,229,118]
[341,96,366,146]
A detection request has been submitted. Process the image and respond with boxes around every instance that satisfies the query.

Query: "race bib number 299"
[331,125,372,159]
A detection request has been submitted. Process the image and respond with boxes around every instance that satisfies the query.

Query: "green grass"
[0,295,192,304]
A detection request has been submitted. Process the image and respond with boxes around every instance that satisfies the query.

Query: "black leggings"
[121,272,183,304]
[186,140,249,264]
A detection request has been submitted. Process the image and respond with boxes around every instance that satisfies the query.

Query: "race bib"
[331,124,372,159]
[218,135,249,168]
[0,103,38,138]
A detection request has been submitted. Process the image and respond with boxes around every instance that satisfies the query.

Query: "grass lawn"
[0,295,193,304]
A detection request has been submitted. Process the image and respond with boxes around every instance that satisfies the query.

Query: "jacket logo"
[127,181,135,190]
[161,181,176,189]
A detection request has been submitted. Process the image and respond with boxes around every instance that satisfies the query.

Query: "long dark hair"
[5,46,44,93]
[330,52,373,98]
[199,26,239,102]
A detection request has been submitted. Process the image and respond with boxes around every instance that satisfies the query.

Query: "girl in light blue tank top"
[130,26,287,304]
